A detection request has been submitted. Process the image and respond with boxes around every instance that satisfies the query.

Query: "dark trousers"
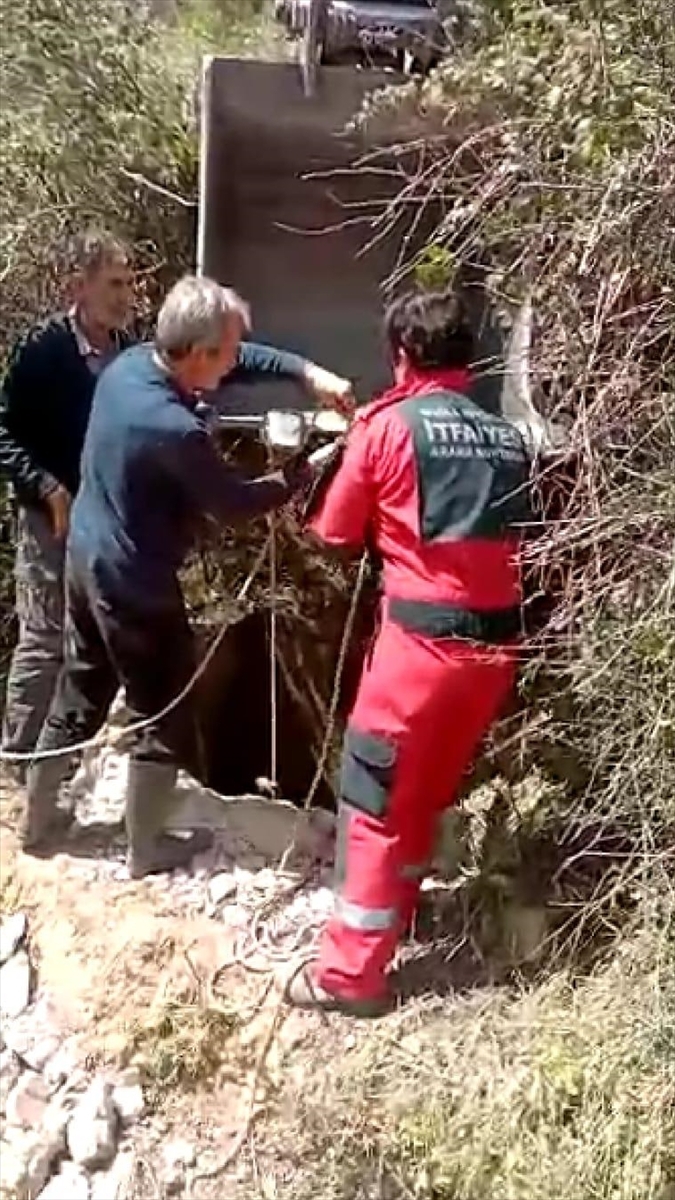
[2,506,65,758]
[34,558,203,776]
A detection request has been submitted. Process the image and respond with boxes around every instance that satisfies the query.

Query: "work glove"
[280,434,346,501]
[307,441,341,471]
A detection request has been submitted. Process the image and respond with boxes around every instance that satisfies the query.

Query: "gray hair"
[63,229,130,277]
[155,275,251,360]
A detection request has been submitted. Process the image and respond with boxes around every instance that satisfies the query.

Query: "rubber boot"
[22,753,75,851]
[125,759,213,879]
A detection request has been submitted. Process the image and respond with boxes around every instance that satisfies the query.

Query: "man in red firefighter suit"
[287,288,532,1017]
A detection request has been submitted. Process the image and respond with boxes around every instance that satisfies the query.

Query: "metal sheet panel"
[198,57,408,413]
[197,56,555,450]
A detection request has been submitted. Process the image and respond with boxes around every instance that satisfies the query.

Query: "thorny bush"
[354,0,674,929]
[0,0,282,678]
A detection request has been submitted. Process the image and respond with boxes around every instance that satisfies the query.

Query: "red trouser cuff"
[314,964,390,1004]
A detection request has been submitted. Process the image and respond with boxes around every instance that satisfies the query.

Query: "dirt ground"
[0,770,366,1198]
[1,753,494,1200]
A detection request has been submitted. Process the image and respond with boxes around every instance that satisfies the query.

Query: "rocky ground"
[3,718,662,1200]
[0,694,364,1200]
[0,699,486,1200]
[1,907,145,1199]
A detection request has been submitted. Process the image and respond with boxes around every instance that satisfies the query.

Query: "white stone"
[5,1014,62,1074]
[67,1079,118,1170]
[207,871,238,907]
[42,1093,74,1148]
[5,1072,51,1129]
[90,1149,136,1200]
[43,1041,79,1090]
[0,912,27,965]
[0,1131,59,1200]
[111,1078,145,1125]
[0,1049,22,1113]
[114,1066,141,1088]
[0,950,31,1018]
[163,1139,197,1170]
[36,1162,90,1200]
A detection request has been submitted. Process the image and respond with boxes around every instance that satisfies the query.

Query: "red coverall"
[308,366,532,1003]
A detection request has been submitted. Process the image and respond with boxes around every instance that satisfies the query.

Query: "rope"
[1,529,368,789]
[277,549,369,873]
[192,960,307,1184]
[269,513,278,790]
[0,533,272,764]
[302,550,369,811]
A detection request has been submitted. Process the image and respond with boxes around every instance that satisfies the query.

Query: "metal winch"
[215,407,349,455]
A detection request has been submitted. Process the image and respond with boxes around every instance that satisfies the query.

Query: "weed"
[126,999,240,1104]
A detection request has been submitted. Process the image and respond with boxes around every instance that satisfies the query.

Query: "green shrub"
[0,0,279,674]
[359,0,675,907]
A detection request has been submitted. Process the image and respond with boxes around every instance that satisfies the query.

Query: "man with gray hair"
[1,242,352,776]
[24,275,336,877]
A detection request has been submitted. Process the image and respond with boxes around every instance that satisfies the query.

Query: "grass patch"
[273,905,675,1200]
[126,999,240,1104]
[176,0,292,60]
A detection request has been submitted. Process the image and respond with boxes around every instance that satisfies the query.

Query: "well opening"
[195,605,371,808]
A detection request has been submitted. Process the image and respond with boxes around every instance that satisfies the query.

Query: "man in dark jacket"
[24,276,333,876]
[0,232,353,769]
[0,232,134,765]
[287,289,532,1016]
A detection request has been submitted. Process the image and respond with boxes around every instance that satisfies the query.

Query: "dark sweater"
[68,345,295,611]
[0,313,308,506]
[0,315,132,503]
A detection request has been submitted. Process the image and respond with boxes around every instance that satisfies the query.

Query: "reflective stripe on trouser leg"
[316,620,517,1003]
[335,896,398,932]
[317,802,402,1003]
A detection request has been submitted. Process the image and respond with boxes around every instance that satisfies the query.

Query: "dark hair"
[384,289,474,370]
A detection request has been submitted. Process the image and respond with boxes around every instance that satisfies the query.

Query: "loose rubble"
[66,709,338,961]
[67,1080,118,1170]
[111,1069,146,1126]
[0,912,27,965]
[2,714,342,1196]
[90,1148,136,1200]
[0,913,147,1200]
[37,1162,90,1200]
[163,1140,197,1194]
[6,1073,51,1128]
[0,1128,61,1200]
[0,949,32,1020]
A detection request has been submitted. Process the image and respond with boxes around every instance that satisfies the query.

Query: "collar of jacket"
[383,365,472,402]
[67,305,124,359]
[354,366,473,426]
